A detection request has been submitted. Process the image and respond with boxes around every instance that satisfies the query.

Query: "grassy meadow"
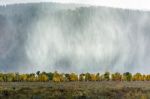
[1,81,150,99]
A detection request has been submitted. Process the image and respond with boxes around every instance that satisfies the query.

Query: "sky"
[0,1,150,73]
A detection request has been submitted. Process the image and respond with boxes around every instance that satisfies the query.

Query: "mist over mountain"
[0,3,150,73]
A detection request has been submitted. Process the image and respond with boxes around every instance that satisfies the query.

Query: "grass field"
[1,81,150,99]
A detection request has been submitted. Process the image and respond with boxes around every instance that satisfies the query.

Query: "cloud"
[1,0,150,11]
[0,3,150,73]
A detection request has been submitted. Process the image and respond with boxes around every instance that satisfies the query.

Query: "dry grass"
[0,81,150,99]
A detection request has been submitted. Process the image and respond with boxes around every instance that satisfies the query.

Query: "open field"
[1,81,150,99]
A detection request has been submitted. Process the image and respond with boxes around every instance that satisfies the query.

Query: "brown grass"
[1,81,150,99]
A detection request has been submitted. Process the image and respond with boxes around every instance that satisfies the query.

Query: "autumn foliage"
[0,71,150,82]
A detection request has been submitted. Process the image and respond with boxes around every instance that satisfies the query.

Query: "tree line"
[0,71,150,82]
